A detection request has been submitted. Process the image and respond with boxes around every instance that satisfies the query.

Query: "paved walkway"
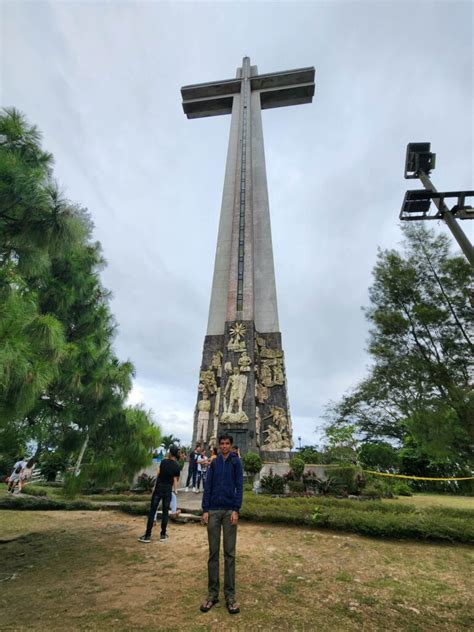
[176,489,203,512]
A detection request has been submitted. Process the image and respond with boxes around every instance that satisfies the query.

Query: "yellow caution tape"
[364,470,474,481]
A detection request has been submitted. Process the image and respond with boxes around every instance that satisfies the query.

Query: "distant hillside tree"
[325,225,473,471]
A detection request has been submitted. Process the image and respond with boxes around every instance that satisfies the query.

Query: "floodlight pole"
[418,171,474,267]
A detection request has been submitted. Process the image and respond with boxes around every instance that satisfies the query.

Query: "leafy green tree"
[358,442,400,470]
[325,225,473,472]
[323,424,359,465]
[298,446,323,464]
[241,452,262,483]
[0,109,160,487]
[160,434,181,451]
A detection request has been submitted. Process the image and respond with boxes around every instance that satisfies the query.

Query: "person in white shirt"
[7,456,26,494]
[196,452,209,493]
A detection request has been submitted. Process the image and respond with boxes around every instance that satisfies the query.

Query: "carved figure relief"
[272,359,285,385]
[199,368,217,396]
[256,382,269,404]
[196,391,211,443]
[268,406,288,432]
[238,351,251,372]
[256,336,283,360]
[211,351,223,377]
[221,367,248,423]
[255,406,261,447]
[261,405,291,450]
[263,425,291,450]
[260,362,273,388]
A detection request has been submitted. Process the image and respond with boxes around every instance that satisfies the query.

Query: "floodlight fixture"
[404,142,436,179]
[399,141,474,266]
[400,189,474,221]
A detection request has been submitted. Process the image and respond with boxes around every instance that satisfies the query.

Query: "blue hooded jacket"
[202,452,243,513]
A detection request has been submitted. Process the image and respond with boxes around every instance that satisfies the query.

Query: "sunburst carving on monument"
[229,322,246,339]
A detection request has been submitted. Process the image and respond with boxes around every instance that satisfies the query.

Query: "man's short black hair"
[169,445,180,458]
[218,433,233,445]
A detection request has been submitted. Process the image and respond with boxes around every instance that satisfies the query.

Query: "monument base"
[260,450,292,463]
[192,320,293,456]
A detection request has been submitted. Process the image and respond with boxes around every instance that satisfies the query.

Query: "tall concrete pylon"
[182,57,315,458]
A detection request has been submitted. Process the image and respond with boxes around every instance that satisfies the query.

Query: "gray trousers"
[207,509,237,601]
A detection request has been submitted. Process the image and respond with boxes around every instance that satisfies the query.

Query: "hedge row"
[2,493,472,543]
[0,495,98,511]
[240,496,474,543]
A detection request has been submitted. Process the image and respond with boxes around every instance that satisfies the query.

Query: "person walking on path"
[200,434,243,615]
[7,456,26,494]
[138,445,181,543]
[185,444,201,491]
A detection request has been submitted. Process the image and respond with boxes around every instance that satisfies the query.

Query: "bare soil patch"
[1,510,472,631]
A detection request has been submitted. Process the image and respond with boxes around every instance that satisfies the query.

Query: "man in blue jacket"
[200,433,243,615]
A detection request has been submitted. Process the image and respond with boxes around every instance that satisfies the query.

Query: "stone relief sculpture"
[260,362,273,388]
[261,405,291,450]
[255,406,261,447]
[211,351,223,376]
[272,359,284,385]
[221,367,248,423]
[196,391,211,443]
[238,351,251,372]
[256,382,269,404]
[256,336,283,360]
[269,406,288,432]
[263,425,291,450]
[199,368,217,396]
[227,321,247,352]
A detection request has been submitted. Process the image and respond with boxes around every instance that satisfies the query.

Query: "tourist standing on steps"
[138,445,180,543]
[196,450,209,492]
[200,434,243,615]
[185,444,201,491]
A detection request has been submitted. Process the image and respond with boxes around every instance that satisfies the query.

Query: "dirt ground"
[1,509,472,631]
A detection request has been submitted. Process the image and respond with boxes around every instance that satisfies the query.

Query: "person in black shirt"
[138,445,181,543]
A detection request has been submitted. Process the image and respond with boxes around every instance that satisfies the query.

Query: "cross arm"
[181,78,241,119]
[252,67,315,110]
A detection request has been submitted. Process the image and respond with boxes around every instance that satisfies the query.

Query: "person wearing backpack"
[200,433,243,616]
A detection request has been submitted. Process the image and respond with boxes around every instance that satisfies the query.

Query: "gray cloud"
[2,0,472,445]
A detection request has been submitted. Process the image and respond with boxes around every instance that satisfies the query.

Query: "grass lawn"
[1,509,473,631]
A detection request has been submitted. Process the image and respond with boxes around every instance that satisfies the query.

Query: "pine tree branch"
[414,231,473,349]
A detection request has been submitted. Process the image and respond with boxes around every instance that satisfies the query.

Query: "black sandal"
[200,598,219,613]
[226,600,240,614]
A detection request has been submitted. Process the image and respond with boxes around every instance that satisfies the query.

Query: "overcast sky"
[2,0,473,447]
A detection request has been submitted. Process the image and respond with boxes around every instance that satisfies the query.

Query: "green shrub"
[39,452,68,482]
[361,485,382,499]
[289,456,305,480]
[112,481,130,493]
[21,485,48,497]
[135,472,155,492]
[288,480,305,494]
[62,471,87,499]
[260,469,285,495]
[392,482,413,496]
[302,471,344,496]
[328,466,364,495]
[242,452,263,479]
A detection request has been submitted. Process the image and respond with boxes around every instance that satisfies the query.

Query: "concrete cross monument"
[182,57,315,460]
